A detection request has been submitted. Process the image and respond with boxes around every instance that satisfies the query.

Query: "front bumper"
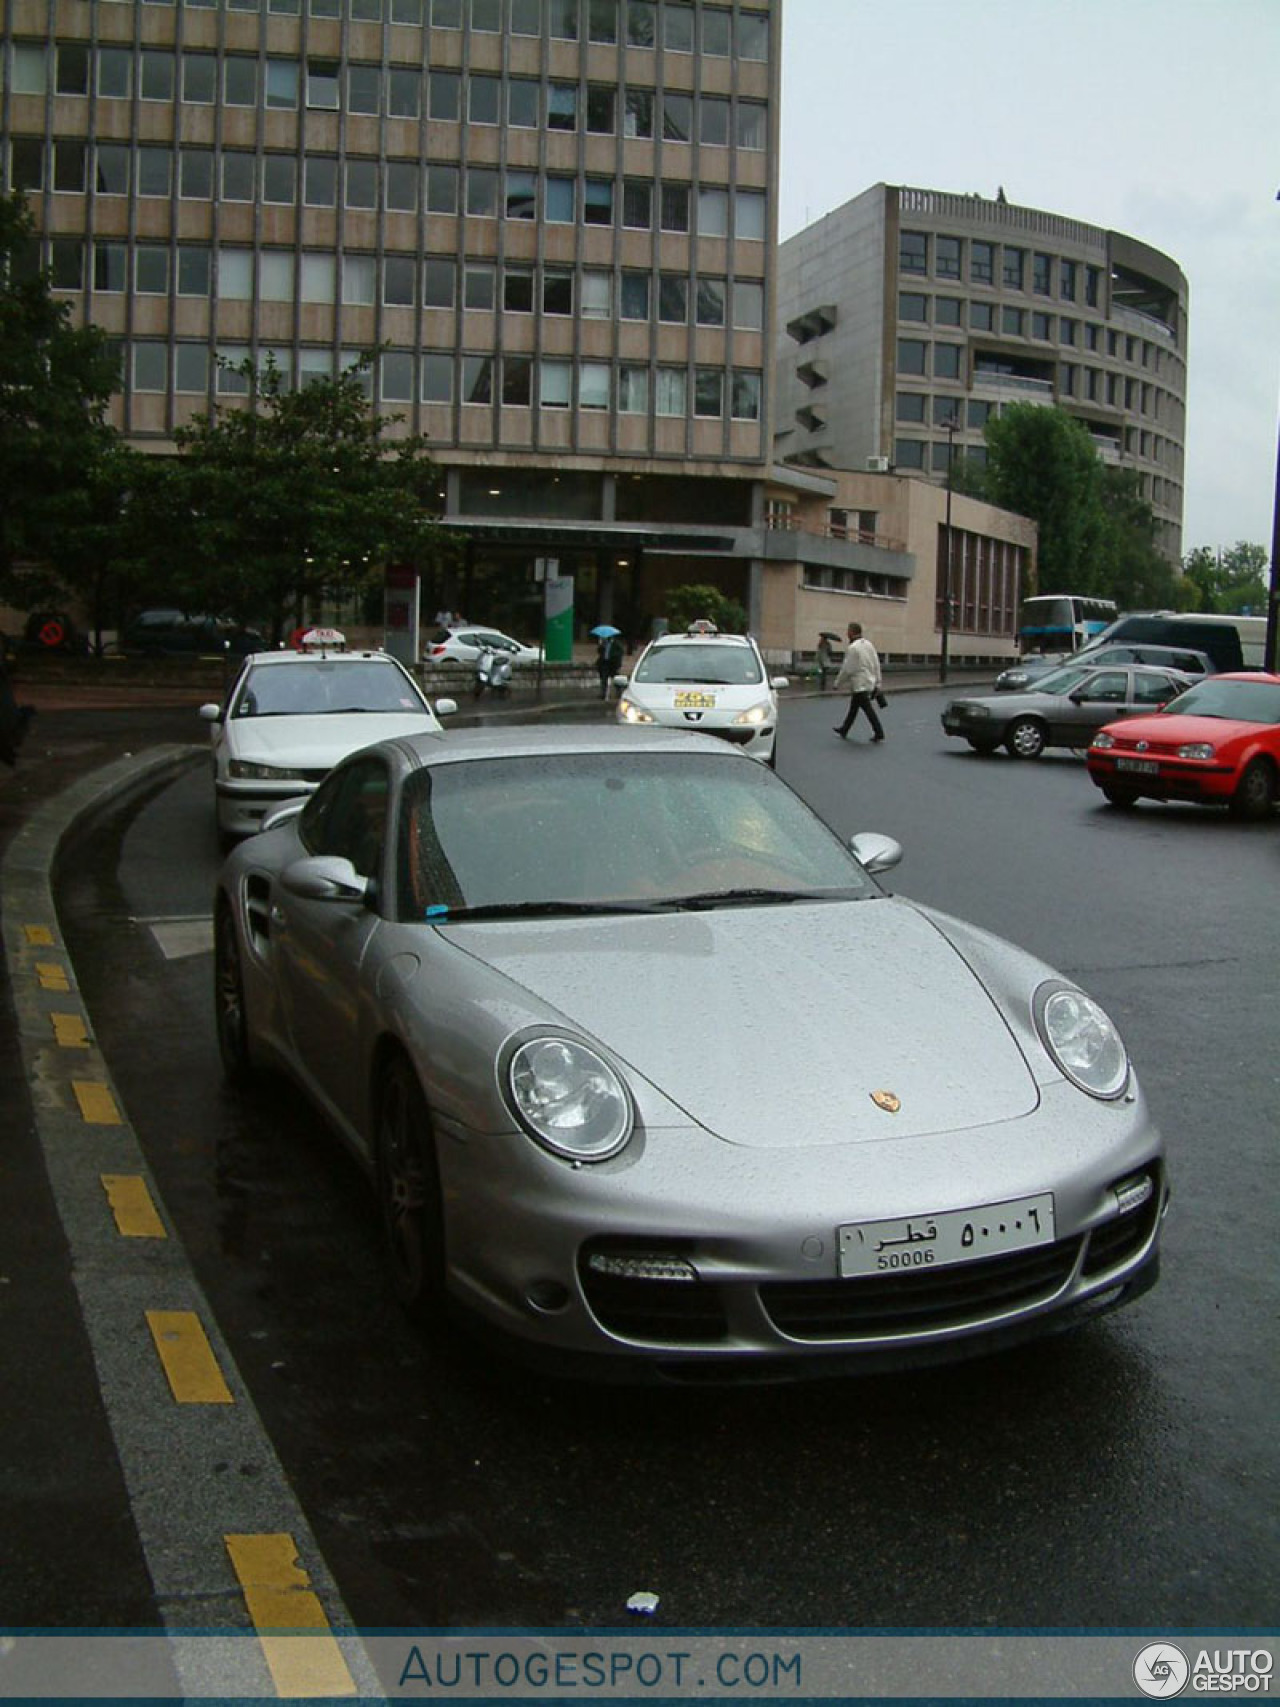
[434,1085,1167,1377]
[216,775,323,837]
[1086,752,1236,804]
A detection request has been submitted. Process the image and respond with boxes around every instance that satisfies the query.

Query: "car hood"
[1095,712,1255,746]
[229,711,438,764]
[447,900,1039,1148]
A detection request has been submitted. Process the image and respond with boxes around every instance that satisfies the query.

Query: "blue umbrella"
[590,624,622,638]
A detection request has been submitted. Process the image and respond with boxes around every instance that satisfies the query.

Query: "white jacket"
[834,637,882,694]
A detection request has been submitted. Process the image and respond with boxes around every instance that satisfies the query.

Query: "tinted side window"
[300,756,389,878]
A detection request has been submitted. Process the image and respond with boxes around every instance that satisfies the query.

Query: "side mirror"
[849,831,903,875]
[279,855,369,903]
[612,673,629,688]
[434,697,458,717]
[199,702,222,722]
[771,676,791,690]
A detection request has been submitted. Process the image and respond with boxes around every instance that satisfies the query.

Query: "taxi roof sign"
[298,626,346,650]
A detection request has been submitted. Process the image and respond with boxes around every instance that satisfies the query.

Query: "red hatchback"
[1087,672,1280,819]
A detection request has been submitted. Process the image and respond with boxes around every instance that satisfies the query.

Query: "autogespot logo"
[1136,1644,1191,1698]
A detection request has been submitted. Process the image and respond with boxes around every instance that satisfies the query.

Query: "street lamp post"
[939,413,959,684]
[1267,411,1280,673]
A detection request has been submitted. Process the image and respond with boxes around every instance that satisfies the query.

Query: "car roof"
[650,631,755,647]
[387,724,747,769]
[242,648,404,668]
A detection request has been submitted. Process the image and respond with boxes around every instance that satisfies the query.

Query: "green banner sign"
[543,574,575,664]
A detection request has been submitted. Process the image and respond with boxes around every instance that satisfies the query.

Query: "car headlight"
[1033,982,1129,1100]
[507,1036,633,1160]
[732,701,772,726]
[1177,742,1214,760]
[617,698,654,724]
[1091,732,1115,750]
[228,760,309,780]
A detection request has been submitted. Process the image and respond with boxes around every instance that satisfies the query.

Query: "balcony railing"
[972,372,1055,398]
[766,514,907,554]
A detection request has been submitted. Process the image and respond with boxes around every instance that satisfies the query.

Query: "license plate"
[1116,757,1159,775]
[838,1193,1055,1277]
[674,690,716,709]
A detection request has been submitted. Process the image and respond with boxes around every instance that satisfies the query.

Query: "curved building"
[775,183,1188,563]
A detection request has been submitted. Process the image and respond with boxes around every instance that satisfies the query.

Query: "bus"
[1017,594,1118,655]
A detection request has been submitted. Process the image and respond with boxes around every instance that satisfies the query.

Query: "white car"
[201,647,455,841]
[615,629,789,764]
[424,626,542,668]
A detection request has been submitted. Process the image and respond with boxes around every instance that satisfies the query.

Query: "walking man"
[833,621,885,742]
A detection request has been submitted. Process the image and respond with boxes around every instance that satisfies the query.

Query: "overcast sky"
[778,0,1280,556]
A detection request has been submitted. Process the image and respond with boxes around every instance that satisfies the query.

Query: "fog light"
[525,1279,571,1313]
[1113,1173,1154,1216]
[586,1252,697,1283]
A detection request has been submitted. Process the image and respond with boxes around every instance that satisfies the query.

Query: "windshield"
[1026,664,1097,696]
[234,660,427,717]
[396,752,876,919]
[634,643,764,686]
[1160,678,1280,724]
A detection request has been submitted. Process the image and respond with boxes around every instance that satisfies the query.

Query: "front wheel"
[1228,758,1277,821]
[1101,783,1139,810]
[214,903,256,1086]
[966,737,1000,756]
[1005,716,1046,760]
[376,1054,446,1321]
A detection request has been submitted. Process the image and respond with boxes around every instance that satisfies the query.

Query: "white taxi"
[615,626,789,765]
[201,637,456,841]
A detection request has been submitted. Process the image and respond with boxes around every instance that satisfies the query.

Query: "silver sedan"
[943,662,1194,759]
[214,727,1167,1379]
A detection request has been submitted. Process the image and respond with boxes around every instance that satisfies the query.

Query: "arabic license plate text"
[838,1194,1055,1277]
[1116,757,1159,774]
[674,690,716,709]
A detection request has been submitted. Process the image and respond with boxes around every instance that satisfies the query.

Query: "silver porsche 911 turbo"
[213,725,1167,1381]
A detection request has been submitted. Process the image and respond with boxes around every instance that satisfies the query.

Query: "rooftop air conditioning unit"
[866,455,890,473]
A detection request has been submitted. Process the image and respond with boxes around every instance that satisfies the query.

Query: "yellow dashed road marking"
[225,1534,356,1699]
[101,1174,167,1239]
[73,1081,122,1125]
[145,1310,234,1405]
[24,924,56,946]
[36,962,71,991]
[51,1012,90,1049]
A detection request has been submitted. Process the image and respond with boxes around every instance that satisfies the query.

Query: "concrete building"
[775,183,1188,565]
[2,0,781,648]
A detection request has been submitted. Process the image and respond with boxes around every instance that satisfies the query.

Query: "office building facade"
[2,0,780,641]
[775,183,1188,565]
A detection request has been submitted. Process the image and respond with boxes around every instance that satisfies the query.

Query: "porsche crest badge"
[871,1090,901,1114]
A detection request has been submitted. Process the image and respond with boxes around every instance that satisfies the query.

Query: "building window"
[138,147,172,197]
[346,64,380,115]
[388,68,421,119]
[1060,259,1077,300]
[970,242,994,285]
[132,344,168,394]
[1003,247,1024,290]
[508,79,539,127]
[98,48,133,99]
[896,392,926,423]
[306,59,340,109]
[56,44,90,96]
[736,101,767,151]
[53,143,86,194]
[430,0,462,22]
[96,145,131,196]
[549,0,580,39]
[222,154,255,201]
[133,246,169,296]
[381,351,415,402]
[1001,306,1022,336]
[305,157,338,207]
[661,184,689,233]
[694,368,723,417]
[662,92,692,143]
[49,239,84,290]
[587,87,616,133]
[263,156,296,204]
[426,164,458,213]
[696,278,726,327]
[624,90,653,138]
[935,296,963,327]
[543,270,574,314]
[656,367,687,416]
[658,275,688,323]
[386,161,418,212]
[733,279,764,331]
[1085,267,1101,308]
[583,179,614,226]
[581,271,611,318]
[620,271,650,320]
[698,188,729,237]
[177,247,210,295]
[735,192,766,240]
[219,249,253,299]
[429,71,460,119]
[935,235,961,279]
[1059,318,1077,346]
[181,53,216,103]
[899,231,928,275]
[423,258,456,307]
[175,346,208,393]
[421,353,453,403]
[470,0,501,28]
[384,255,416,306]
[545,176,575,222]
[260,252,294,302]
[342,255,376,306]
[465,263,495,308]
[934,343,962,380]
[700,96,730,147]
[897,338,927,376]
[618,365,648,414]
[731,372,761,421]
[511,0,542,31]
[179,149,212,199]
[300,256,336,302]
[93,243,128,293]
[466,168,498,216]
[663,3,693,50]
[504,267,534,313]
[1033,252,1052,294]
[580,362,610,410]
[548,84,578,130]
[969,302,993,331]
[541,359,572,408]
[899,292,928,323]
[626,1,656,45]
[933,397,960,427]
[346,160,378,209]
[622,180,652,229]
[702,6,731,52]
[499,355,530,407]
[1031,311,1051,340]
[506,171,537,220]
[224,58,257,105]
[894,439,925,469]
[11,45,48,96]
[967,398,992,429]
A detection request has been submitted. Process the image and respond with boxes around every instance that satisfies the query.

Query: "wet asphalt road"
[51,688,1280,1630]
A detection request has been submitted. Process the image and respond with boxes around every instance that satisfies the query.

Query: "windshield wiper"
[426,898,667,921]
[665,887,834,910]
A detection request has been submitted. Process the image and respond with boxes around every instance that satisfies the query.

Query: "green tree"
[664,583,748,634]
[0,190,121,595]
[149,355,456,641]
[981,403,1105,595]
[1180,541,1269,614]
[1092,465,1181,611]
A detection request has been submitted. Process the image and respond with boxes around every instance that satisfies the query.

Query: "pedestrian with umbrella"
[815,631,841,690]
[591,624,624,700]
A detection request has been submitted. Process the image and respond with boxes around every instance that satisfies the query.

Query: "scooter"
[473,644,513,699]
